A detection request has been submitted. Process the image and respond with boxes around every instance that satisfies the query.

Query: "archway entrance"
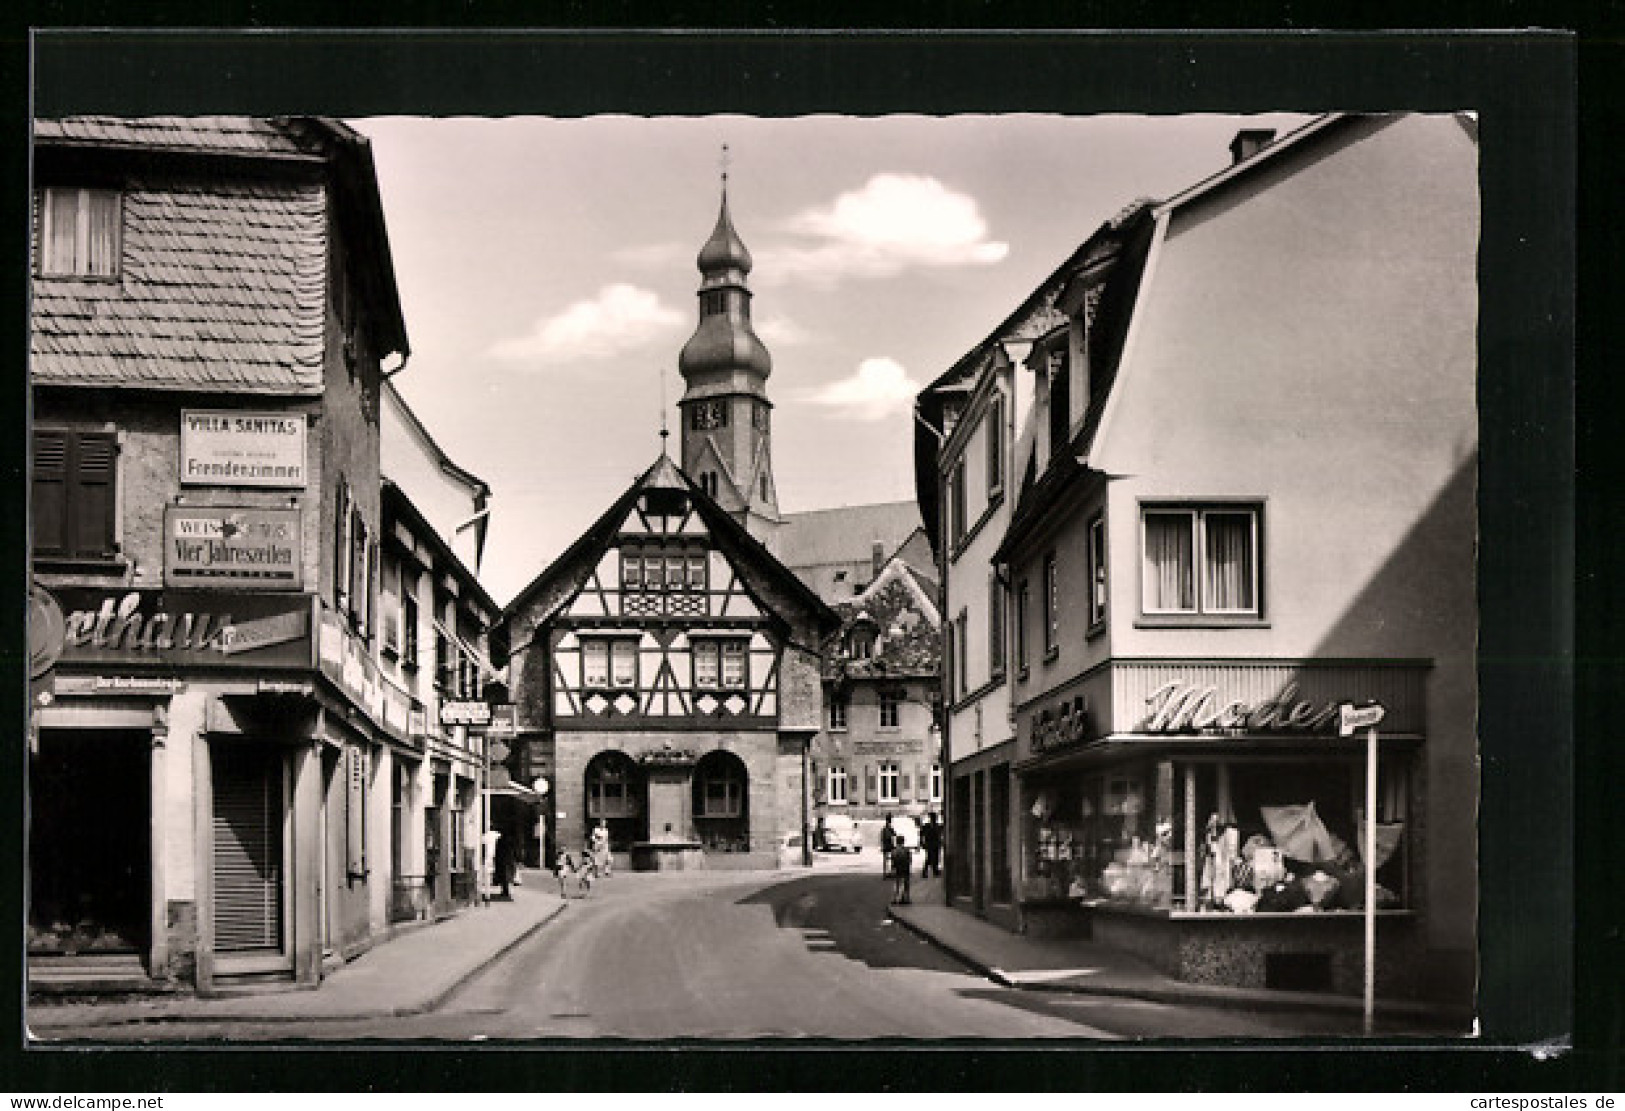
[692,750,749,853]
[584,750,646,853]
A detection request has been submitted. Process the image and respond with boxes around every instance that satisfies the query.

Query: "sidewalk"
[888,876,1470,1030]
[27,870,566,1033]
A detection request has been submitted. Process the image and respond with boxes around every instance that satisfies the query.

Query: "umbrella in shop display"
[1259,801,1350,864]
[1356,820,1405,871]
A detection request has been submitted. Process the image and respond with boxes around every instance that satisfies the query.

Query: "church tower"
[677,162,780,540]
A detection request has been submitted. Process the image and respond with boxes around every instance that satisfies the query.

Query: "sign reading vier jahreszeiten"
[181,410,307,488]
[164,505,302,588]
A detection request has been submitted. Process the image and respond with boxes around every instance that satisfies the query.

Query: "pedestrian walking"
[556,853,593,899]
[880,815,896,878]
[494,830,515,900]
[890,841,913,904]
[921,812,943,879]
[590,818,613,878]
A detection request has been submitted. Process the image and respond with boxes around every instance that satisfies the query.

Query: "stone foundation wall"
[1092,909,1428,997]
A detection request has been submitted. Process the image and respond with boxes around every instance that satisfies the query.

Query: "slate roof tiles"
[31,175,329,394]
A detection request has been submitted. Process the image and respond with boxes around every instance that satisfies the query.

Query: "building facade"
[377,377,503,920]
[917,114,1479,1009]
[809,555,943,828]
[493,456,836,871]
[26,116,492,996]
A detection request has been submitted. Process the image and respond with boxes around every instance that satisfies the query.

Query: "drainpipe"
[802,737,813,867]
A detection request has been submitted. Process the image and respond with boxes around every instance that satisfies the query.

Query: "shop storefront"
[1016,660,1432,995]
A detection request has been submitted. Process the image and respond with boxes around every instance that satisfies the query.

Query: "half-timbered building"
[494,454,837,870]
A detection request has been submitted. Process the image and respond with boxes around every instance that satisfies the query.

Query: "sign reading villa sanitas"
[180,410,307,488]
[164,506,302,588]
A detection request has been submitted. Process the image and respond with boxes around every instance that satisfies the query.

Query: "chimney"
[871,541,885,577]
[1229,128,1276,165]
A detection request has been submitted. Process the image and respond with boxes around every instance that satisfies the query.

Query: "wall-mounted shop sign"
[317,610,410,744]
[181,410,307,488]
[40,587,315,672]
[853,740,919,756]
[1031,693,1093,755]
[49,674,189,696]
[1141,681,1344,734]
[487,704,516,738]
[440,700,492,727]
[164,505,302,588]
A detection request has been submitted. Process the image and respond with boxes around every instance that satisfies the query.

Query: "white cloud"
[804,357,922,422]
[488,284,683,364]
[762,174,1009,286]
[755,314,812,347]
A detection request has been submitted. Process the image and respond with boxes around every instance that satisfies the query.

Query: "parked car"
[889,814,921,849]
[814,813,862,852]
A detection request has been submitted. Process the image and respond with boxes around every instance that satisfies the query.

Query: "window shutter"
[335,484,351,614]
[31,429,69,556]
[865,765,877,804]
[346,744,368,877]
[70,432,117,559]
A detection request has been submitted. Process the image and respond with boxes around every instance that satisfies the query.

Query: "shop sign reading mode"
[181,409,307,488]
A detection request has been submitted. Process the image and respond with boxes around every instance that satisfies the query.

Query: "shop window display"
[1024,756,1409,915]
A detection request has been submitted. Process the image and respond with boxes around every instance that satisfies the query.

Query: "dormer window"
[1047,347,1071,460]
[848,627,876,659]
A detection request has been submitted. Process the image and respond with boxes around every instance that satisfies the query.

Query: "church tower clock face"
[692,400,727,430]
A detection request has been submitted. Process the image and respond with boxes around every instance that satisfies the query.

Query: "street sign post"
[1340,701,1387,1035]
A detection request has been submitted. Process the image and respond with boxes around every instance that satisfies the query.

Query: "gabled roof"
[912,199,1153,546]
[35,116,316,157]
[825,555,941,681]
[383,378,490,498]
[498,454,839,651]
[31,115,407,396]
[774,500,924,572]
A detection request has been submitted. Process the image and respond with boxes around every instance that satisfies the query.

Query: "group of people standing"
[880,812,942,906]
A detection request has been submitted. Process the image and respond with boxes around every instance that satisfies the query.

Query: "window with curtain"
[582,640,609,687]
[1088,513,1108,628]
[1141,506,1260,617]
[1043,553,1060,654]
[693,641,719,688]
[610,640,637,689]
[989,575,1006,677]
[950,457,968,546]
[720,641,747,689]
[986,392,1004,495]
[955,611,969,696]
[36,187,121,278]
[1016,580,1030,672]
[693,638,748,690]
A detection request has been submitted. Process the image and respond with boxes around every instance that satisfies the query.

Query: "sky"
[353,112,1311,606]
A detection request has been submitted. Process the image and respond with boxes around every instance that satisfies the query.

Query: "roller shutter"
[212,747,283,952]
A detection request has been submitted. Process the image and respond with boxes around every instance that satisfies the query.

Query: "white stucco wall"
[1092,114,1479,954]
[381,383,486,573]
